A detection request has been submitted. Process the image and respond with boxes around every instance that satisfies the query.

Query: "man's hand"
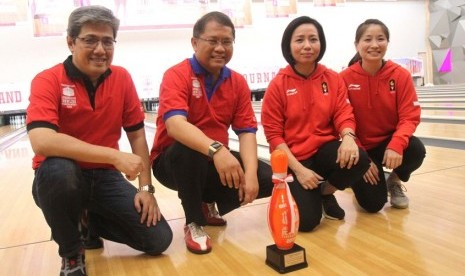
[113,152,145,181]
[238,172,259,205]
[134,192,161,227]
[213,148,245,189]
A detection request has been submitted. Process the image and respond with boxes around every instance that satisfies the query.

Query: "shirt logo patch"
[322,82,328,95]
[286,88,297,96]
[389,79,396,93]
[192,78,202,99]
[348,83,361,91]
[61,84,76,108]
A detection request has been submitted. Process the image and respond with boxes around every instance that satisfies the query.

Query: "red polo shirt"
[27,56,145,169]
[150,58,257,161]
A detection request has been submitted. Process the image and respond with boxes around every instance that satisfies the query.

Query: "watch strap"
[138,184,155,194]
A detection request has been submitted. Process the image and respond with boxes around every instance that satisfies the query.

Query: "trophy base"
[265,243,308,274]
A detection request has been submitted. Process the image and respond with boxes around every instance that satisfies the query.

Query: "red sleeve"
[121,68,145,129]
[158,64,191,120]
[261,78,286,152]
[388,69,421,154]
[332,74,356,134]
[231,74,257,131]
[27,68,62,127]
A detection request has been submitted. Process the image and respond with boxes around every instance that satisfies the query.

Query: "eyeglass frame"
[195,37,235,48]
[75,36,117,50]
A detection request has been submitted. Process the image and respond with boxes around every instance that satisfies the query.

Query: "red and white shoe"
[184,222,212,254]
[202,202,227,226]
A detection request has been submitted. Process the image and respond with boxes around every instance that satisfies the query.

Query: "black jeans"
[152,142,273,226]
[351,136,426,213]
[288,140,371,232]
[32,157,173,258]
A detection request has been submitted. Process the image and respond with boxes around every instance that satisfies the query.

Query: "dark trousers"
[152,142,273,226]
[351,136,426,213]
[32,157,173,258]
[289,140,371,232]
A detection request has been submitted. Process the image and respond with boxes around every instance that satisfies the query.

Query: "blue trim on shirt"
[189,55,231,101]
[163,109,188,121]
[233,127,258,135]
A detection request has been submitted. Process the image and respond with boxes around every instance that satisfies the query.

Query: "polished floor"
[1,120,465,275]
[1,85,465,275]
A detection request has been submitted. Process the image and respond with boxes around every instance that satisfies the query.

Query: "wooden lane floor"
[0,125,21,137]
[2,123,465,275]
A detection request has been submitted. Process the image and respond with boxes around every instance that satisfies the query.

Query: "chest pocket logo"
[192,78,202,99]
[61,84,77,108]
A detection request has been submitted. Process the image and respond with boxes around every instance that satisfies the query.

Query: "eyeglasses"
[76,36,116,50]
[196,37,234,48]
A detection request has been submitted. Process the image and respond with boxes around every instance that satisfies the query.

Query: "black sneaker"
[60,249,86,276]
[322,194,345,220]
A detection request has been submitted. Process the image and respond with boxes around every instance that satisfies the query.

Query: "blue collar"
[189,55,231,101]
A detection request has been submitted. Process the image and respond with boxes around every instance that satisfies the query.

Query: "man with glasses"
[150,11,273,254]
[27,6,172,276]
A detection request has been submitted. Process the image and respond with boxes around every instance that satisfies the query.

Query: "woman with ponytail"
[340,19,426,212]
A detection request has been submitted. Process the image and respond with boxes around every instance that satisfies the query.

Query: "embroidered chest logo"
[192,78,202,99]
[348,83,361,91]
[61,84,76,108]
[321,82,328,95]
[286,88,297,96]
[389,79,396,93]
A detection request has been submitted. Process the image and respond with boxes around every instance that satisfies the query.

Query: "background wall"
[428,0,465,84]
[0,0,427,110]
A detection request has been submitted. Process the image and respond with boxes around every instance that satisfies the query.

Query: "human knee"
[37,157,82,192]
[359,201,385,213]
[140,223,173,255]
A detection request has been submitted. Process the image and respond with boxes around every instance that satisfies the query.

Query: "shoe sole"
[322,210,345,220]
[186,246,212,254]
[391,203,409,209]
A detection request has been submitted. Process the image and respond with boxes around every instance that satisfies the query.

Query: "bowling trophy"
[266,149,308,273]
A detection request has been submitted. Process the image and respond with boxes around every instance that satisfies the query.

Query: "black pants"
[351,136,426,213]
[33,157,173,258]
[289,140,371,232]
[152,142,273,226]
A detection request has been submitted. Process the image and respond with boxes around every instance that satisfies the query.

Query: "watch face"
[209,141,223,157]
[140,185,155,193]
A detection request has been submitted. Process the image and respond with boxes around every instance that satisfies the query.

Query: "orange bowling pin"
[268,149,299,250]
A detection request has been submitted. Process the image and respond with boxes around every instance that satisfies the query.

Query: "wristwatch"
[138,184,155,194]
[208,141,223,158]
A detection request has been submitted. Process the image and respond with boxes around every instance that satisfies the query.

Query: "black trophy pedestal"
[265,243,308,273]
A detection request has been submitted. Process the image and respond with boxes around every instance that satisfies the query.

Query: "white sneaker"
[184,222,212,254]
[387,181,409,209]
